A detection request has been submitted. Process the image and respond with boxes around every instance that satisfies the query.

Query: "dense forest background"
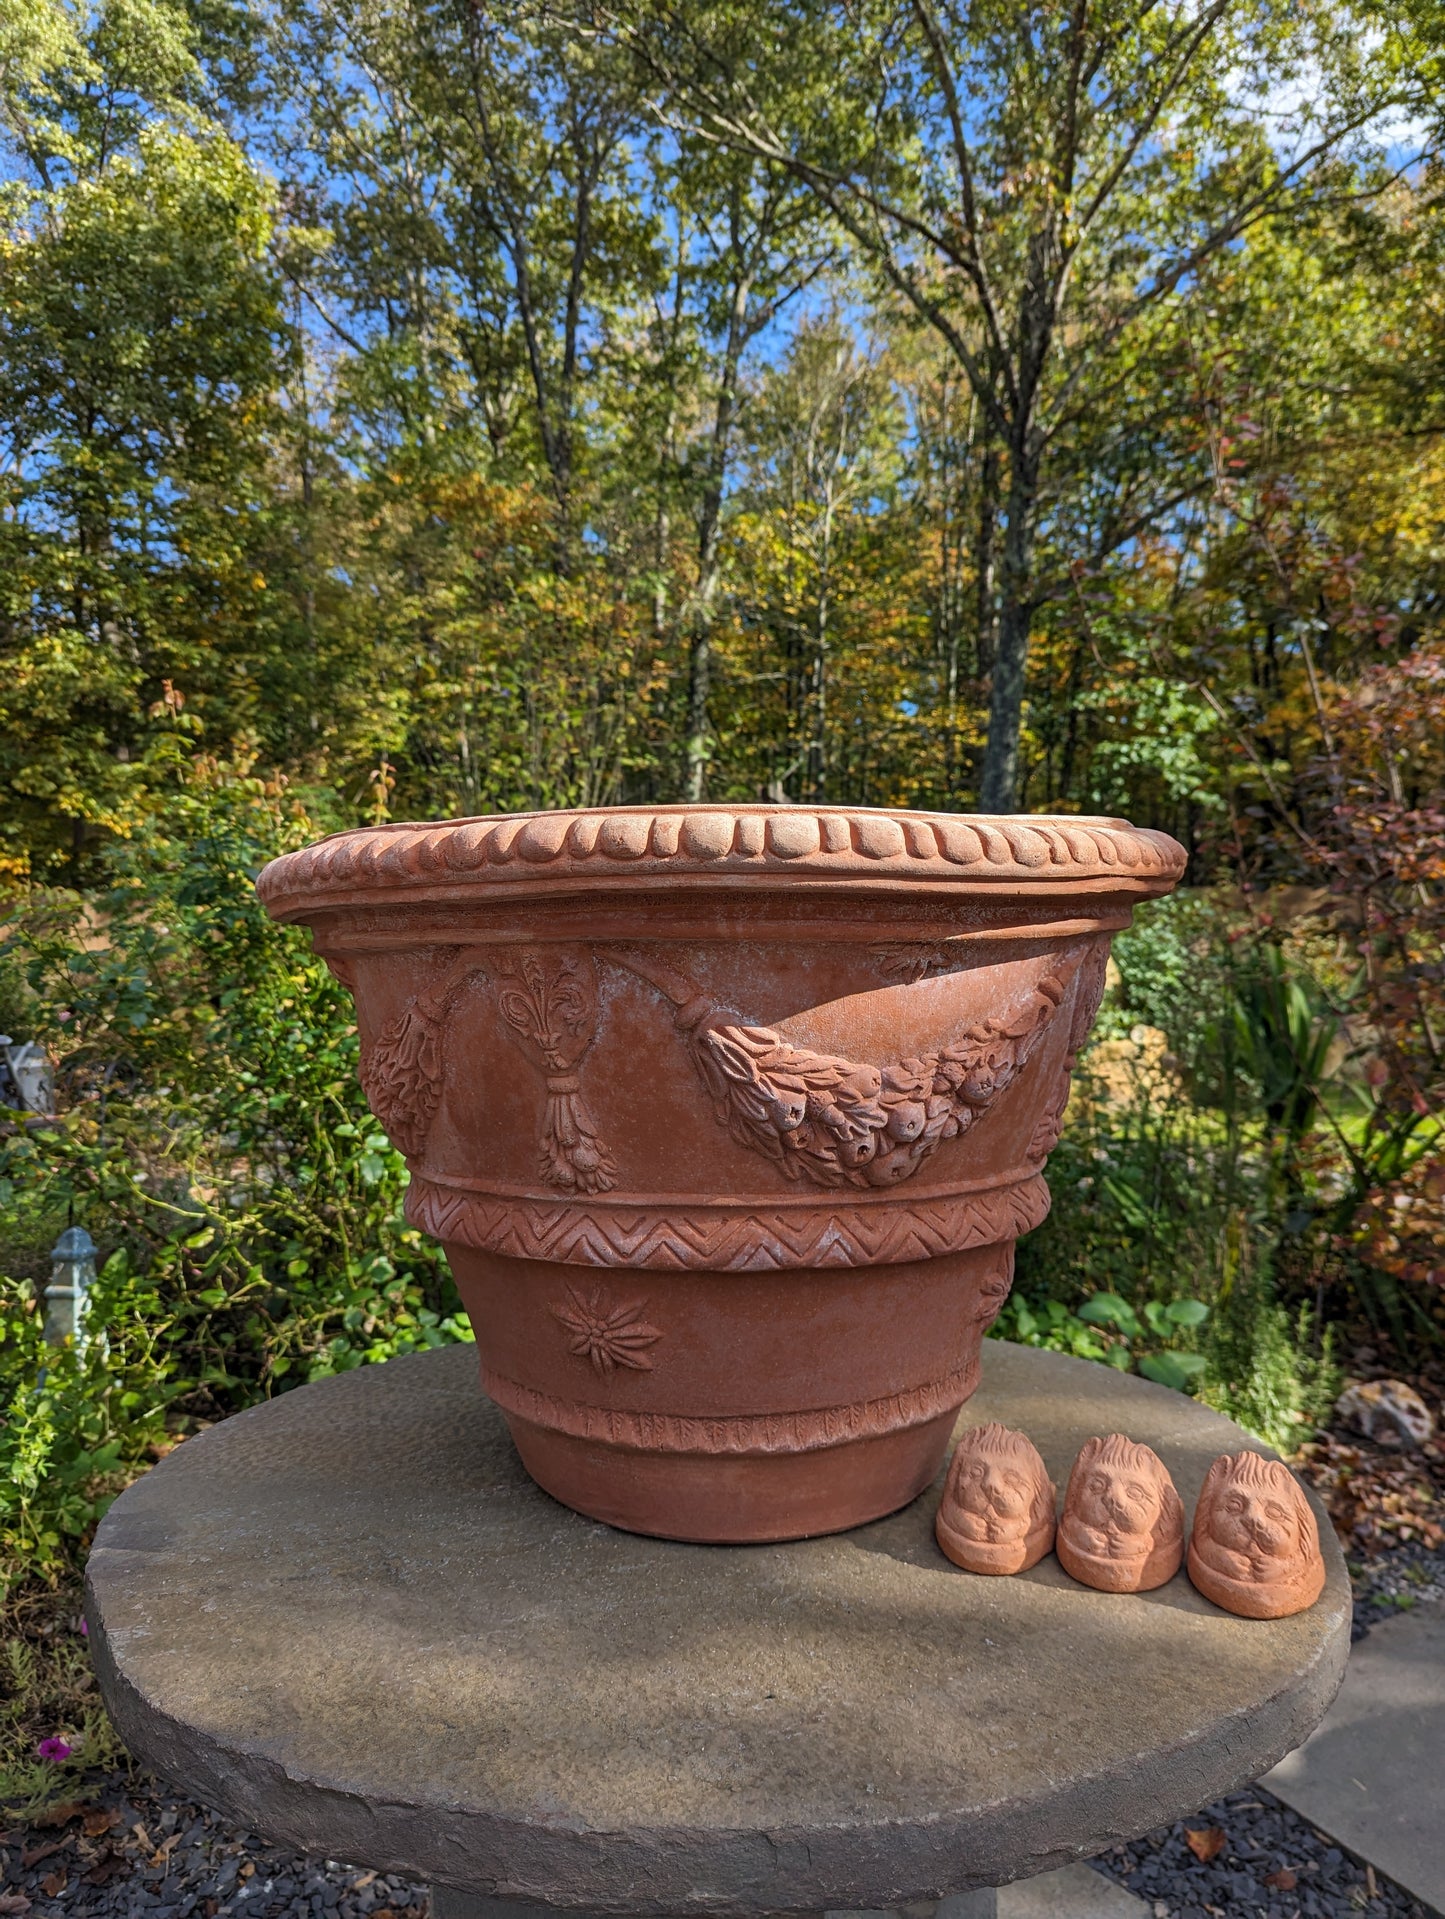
[1,0,1444,1802]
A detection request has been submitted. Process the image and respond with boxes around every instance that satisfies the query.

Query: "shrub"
[0,754,473,1803]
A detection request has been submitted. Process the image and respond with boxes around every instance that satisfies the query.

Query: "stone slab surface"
[995,1864,1146,1919]
[1263,1605,1445,1912]
[87,1343,1348,1916]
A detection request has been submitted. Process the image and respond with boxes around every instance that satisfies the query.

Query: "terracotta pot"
[258,805,1184,1542]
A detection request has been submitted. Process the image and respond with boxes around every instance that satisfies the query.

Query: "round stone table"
[87,1343,1349,1919]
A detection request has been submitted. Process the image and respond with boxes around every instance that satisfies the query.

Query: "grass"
[0,1576,127,1815]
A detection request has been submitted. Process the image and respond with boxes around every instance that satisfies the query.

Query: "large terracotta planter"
[258,806,1184,1542]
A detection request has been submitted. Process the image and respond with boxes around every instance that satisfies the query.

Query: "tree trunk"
[974,440,998,682]
[683,232,753,801]
[980,436,1039,812]
[684,627,712,802]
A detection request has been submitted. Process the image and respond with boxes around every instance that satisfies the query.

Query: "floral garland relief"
[354,940,1092,1196]
[610,941,1091,1191]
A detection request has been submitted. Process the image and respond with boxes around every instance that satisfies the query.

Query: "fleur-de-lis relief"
[553,1287,662,1374]
[495,947,615,1195]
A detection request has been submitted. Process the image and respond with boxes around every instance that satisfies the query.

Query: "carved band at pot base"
[935,1422,1056,1574]
[1056,1433,1184,1593]
[1187,1450,1326,1619]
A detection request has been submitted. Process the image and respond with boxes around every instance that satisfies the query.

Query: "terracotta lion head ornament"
[1187,1451,1326,1619]
[1057,1433,1184,1592]
[935,1422,1056,1574]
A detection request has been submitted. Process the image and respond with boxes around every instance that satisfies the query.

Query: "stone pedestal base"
[87,1343,1348,1917]
[430,1898,998,1919]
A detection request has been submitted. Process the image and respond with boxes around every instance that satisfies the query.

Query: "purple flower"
[36,1737,73,1762]
[78,1617,88,1636]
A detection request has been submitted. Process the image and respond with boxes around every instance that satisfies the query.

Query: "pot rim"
[257,802,1186,923]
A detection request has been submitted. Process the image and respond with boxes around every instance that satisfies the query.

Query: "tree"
[654,142,834,797]
[0,0,291,876]
[717,319,928,803]
[604,0,1437,806]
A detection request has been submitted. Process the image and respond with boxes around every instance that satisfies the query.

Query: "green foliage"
[1200,1267,1342,1454]
[1094,891,1232,1062]
[0,109,291,876]
[1009,897,1367,1412]
[0,753,471,1551]
[0,1612,124,1816]
[0,1253,171,1582]
[991,1290,1210,1394]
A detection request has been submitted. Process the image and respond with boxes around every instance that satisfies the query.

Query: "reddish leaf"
[1185,1826,1227,1863]
[1266,1869,1298,1890]
[82,1808,120,1838]
[39,1873,66,1899]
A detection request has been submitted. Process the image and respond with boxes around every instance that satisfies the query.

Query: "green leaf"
[1077,1293,1141,1338]
[1165,1299,1210,1327]
[1138,1353,1193,1392]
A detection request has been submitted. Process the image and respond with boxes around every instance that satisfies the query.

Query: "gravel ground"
[2,1776,1439,1919]
[1349,1541,1445,1639]
[3,1766,1437,1919]
[0,1782,428,1919]
[1088,1783,1436,1919]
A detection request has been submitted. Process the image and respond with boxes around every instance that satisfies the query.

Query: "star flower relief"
[552,1287,662,1374]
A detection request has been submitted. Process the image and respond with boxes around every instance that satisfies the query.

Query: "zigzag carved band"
[480,1358,980,1457]
[406,1172,1052,1272]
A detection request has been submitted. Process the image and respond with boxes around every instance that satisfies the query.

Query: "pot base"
[504,1403,959,1542]
[451,1237,1010,1544]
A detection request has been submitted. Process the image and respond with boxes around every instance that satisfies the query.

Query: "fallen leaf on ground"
[1266,1867,1298,1890]
[82,1848,130,1886]
[29,1802,88,1830]
[0,1894,31,1915]
[1185,1826,1228,1863]
[39,1871,66,1898]
[83,1807,121,1837]
[20,1839,68,1870]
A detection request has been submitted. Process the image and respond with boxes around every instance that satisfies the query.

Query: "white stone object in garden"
[1335,1380,1435,1449]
